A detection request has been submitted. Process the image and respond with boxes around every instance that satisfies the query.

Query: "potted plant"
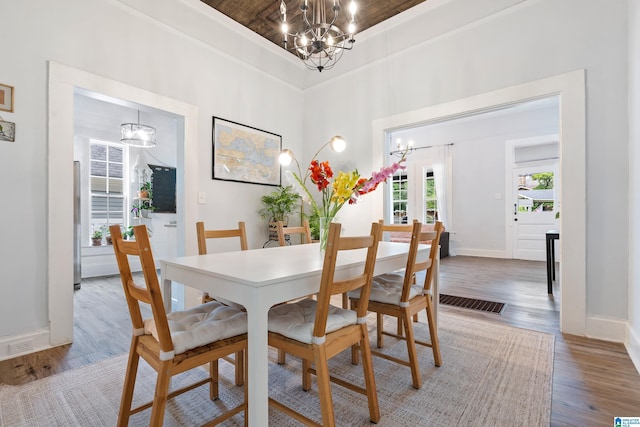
[123,226,135,240]
[258,185,302,241]
[137,181,152,199]
[131,200,154,218]
[100,225,113,244]
[91,230,103,246]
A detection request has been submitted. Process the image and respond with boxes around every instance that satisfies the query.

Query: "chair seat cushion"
[144,301,247,355]
[348,272,423,305]
[268,298,357,344]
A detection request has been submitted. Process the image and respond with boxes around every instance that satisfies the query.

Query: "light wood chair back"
[377,219,416,241]
[195,221,248,385]
[110,224,247,426]
[196,221,248,255]
[267,222,382,427]
[276,220,312,246]
[350,221,444,389]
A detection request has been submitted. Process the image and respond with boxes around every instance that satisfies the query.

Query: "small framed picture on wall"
[0,120,15,142]
[0,83,14,112]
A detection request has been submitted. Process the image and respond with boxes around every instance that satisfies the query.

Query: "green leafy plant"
[123,226,135,240]
[305,209,320,240]
[138,182,153,199]
[258,185,302,223]
[91,230,103,239]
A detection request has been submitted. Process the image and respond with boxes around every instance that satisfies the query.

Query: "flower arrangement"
[285,148,408,249]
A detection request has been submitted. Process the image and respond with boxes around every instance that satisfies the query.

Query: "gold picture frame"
[0,84,13,112]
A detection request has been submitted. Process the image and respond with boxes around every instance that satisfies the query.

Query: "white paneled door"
[510,163,559,261]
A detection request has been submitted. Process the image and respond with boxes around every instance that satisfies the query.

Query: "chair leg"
[351,341,360,365]
[376,313,384,348]
[149,360,172,426]
[425,299,442,367]
[313,345,336,427]
[235,351,245,386]
[302,358,312,391]
[396,317,403,335]
[117,344,140,427]
[277,349,286,365]
[210,359,219,400]
[350,298,360,365]
[358,324,381,423]
[402,310,421,389]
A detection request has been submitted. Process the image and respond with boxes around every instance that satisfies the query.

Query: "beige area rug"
[0,312,554,426]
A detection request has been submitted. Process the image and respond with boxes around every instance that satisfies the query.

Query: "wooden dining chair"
[267,222,382,427]
[276,219,312,246]
[196,220,247,386]
[350,221,444,389]
[110,225,248,426]
[274,219,313,365]
[196,221,248,305]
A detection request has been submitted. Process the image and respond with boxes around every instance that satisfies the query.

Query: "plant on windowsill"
[100,225,113,244]
[91,230,103,246]
[258,185,302,241]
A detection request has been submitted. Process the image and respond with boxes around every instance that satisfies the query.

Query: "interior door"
[511,163,559,261]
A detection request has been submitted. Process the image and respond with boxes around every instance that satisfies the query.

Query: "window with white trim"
[90,141,125,234]
[424,170,438,224]
[392,172,408,224]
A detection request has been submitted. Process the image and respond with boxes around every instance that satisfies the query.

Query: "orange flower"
[309,160,333,192]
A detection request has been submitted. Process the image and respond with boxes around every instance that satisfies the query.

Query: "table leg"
[162,267,172,312]
[551,238,556,281]
[546,235,553,294]
[244,297,270,426]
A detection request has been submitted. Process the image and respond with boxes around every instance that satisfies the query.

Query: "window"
[424,170,438,224]
[392,172,408,224]
[516,171,555,213]
[90,141,125,234]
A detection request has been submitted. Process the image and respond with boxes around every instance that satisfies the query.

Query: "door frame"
[47,61,199,346]
[504,134,560,260]
[372,70,586,335]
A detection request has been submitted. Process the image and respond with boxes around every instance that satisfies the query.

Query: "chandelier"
[280,0,357,72]
[121,110,156,147]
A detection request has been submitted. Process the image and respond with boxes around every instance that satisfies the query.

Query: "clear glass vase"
[319,216,337,253]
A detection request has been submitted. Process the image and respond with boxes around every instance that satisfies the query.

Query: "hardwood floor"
[0,256,638,426]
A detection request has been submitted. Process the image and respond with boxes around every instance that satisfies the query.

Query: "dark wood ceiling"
[200,0,427,53]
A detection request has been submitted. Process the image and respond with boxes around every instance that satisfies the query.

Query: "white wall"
[302,0,629,328]
[628,0,640,372]
[0,0,303,351]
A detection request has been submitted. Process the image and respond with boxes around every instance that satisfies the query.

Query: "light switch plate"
[198,192,206,204]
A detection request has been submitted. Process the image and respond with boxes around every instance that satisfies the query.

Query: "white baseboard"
[453,248,508,258]
[627,323,640,376]
[585,315,627,342]
[0,329,55,361]
[81,252,141,278]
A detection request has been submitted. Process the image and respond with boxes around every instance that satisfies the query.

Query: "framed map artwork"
[212,117,281,186]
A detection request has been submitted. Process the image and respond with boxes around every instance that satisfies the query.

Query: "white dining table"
[160,241,436,426]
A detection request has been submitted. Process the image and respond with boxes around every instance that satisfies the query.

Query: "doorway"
[48,62,199,347]
[371,70,586,335]
[510,163,559,261]
[506,134,560,261]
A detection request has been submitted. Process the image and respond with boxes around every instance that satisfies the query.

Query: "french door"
[390,162,436,224]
